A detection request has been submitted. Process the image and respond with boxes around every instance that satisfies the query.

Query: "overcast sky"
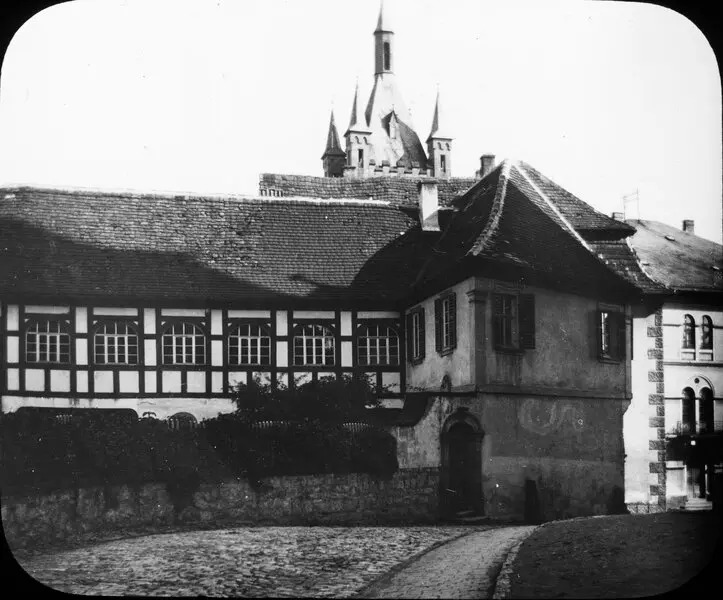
[0,0,720,242]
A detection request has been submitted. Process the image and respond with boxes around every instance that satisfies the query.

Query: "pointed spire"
[322,110,344,157]
[427,88,451,141]
[348,82,363,129]
[346,83,371,135]
[375,0,392,33]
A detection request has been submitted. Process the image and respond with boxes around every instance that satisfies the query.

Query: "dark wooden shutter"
[449,293,457,349]
[519,294,535,349]
[615,312,626,360]
[592,309,602,359]
[418,308,426,360]
[434,298,442,352]
[492,293,503,347]
[406,311,414,363]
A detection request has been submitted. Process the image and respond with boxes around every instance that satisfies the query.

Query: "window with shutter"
[492,293,518,350]
[597,309,626,361]
[407,307,425,364]
[519,294,535,349]
[435,293,457,355]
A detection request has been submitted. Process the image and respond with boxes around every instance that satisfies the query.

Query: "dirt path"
[355,526,537,599]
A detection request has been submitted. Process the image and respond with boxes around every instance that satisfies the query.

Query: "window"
[293,323,335,366]
[406,307,425,363]
[435,294,457,354]
[493,293,535,350]
[357,323,400,366]
[598,309,625,361]
[681,314,695,360]
[162,321,206,365]
[228,322,271,366]
[440,155,447,174]
[701,316,713,349]
[699,315,713,361]
[357,149,364,167]
[94,321,138,364]
[383,41,391,71]
[25,319,70,364]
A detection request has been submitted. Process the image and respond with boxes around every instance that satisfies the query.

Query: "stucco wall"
[394,394,628,521]
[2,468,440,550]
[405,277,629,397]
[405,278,475,391]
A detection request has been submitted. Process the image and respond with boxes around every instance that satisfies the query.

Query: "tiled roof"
[0,187,433,306]
[419,161,639,298]
[586,239,663,294]
[259,173,477,207]
[517,161,636,234]
[624,220,723,293]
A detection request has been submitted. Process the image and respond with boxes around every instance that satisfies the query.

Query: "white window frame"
[25,319,71,364]
[293,323,335,366]
[357,323,400,366]
[228,322,271,366]
[94,320,139,365]
[162,321,206,365]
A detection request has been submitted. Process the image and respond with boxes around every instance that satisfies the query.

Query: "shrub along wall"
[2,468,441,549]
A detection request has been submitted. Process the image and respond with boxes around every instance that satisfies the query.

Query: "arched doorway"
[441,408,484,518]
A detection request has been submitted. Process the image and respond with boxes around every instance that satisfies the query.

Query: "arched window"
[701,316,713,350]
[162,321,205,365]
[228,322,271,365]
[682,315,695,349]
[25,319,70,364]
[94,321,139,364]
[293,323,335,366]
[357,323,399,366]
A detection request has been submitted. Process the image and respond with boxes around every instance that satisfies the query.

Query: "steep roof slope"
[418,161,639,298]
[0,187,432,306]
[624,219,723,293]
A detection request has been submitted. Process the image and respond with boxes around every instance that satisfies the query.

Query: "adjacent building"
[614,218,723,512]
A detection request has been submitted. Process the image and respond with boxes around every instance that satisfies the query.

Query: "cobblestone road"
[14,526,492,597]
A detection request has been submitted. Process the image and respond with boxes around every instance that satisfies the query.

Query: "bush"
[0,374,399,495]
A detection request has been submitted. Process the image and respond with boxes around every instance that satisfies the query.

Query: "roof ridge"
[513,162,593,252]
[469,160,512,256]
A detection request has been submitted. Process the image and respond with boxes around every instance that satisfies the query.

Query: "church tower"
[321,0,432,178]
[426,90,453,178]
[321,111,346,178]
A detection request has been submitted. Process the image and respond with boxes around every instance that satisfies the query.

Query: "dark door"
[447,422,479,514]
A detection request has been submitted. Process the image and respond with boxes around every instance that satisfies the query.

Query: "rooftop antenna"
[622,189,640,220]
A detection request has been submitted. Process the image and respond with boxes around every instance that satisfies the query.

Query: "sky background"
[0,0,721,242]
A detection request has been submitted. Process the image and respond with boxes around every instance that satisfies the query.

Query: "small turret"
[321,111,346,177]
[426,90,453,178]
[344,84,372,175]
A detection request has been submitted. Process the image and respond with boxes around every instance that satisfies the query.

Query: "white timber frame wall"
[1,303,403,420]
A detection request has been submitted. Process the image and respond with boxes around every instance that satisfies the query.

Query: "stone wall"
[1,468,440,549]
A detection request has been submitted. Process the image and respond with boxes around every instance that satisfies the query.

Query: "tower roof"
[322,111,345,158]
[346,83,371,135]
[375,0,393,33]
[427,89,452,141]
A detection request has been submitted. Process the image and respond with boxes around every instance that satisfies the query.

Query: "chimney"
[418,181,440,231]
[477,154,496,179]
[611,212,625,221]
[682,220,695,235]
